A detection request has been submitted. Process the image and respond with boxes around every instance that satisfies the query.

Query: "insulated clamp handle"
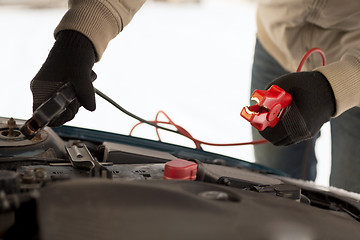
[20,83,76,139]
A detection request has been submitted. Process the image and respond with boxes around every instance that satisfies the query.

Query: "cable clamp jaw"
[240,85,292,131]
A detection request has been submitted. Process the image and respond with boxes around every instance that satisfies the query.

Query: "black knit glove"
[30,30,96,127]
[260,71,336,146]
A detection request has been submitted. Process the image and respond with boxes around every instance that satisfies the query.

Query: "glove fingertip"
[73,83,96,111]
[83,101,96,111]
[80,93,96,111]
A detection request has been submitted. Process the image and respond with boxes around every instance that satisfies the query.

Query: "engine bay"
[1,116,360,239]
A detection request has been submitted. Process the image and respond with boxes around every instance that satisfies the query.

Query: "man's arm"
[259,47,360,146]
[55,0,146,61]
[30,0,146,127]
[315,47,360,117]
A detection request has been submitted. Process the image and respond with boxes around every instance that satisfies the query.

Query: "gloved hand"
[260,71,336,146]
[30,30,97,127]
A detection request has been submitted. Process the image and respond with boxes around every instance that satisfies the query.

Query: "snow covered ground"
[0,0,331,186]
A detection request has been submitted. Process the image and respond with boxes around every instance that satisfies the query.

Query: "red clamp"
[240,85,292,131]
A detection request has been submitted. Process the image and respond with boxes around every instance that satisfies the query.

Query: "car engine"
[1,116,359,240]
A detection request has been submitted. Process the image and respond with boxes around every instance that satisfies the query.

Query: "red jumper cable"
[130,48,327,149]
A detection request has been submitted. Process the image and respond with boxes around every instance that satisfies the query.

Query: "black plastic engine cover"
[37,179,360,240]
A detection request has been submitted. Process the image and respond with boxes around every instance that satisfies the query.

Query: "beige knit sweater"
[55,0,359,117]
[55,0,145,60]
[257,0,360,116]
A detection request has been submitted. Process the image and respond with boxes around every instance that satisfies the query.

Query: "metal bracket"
[66,144,112,179]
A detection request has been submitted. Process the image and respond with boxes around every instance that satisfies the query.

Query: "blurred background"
[0,0,331,186]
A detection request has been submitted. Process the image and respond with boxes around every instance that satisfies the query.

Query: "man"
[251,0,360,193]
[31,0,360,192]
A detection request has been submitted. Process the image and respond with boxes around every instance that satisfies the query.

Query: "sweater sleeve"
[54,0,146,61]
[315,48,360,117]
